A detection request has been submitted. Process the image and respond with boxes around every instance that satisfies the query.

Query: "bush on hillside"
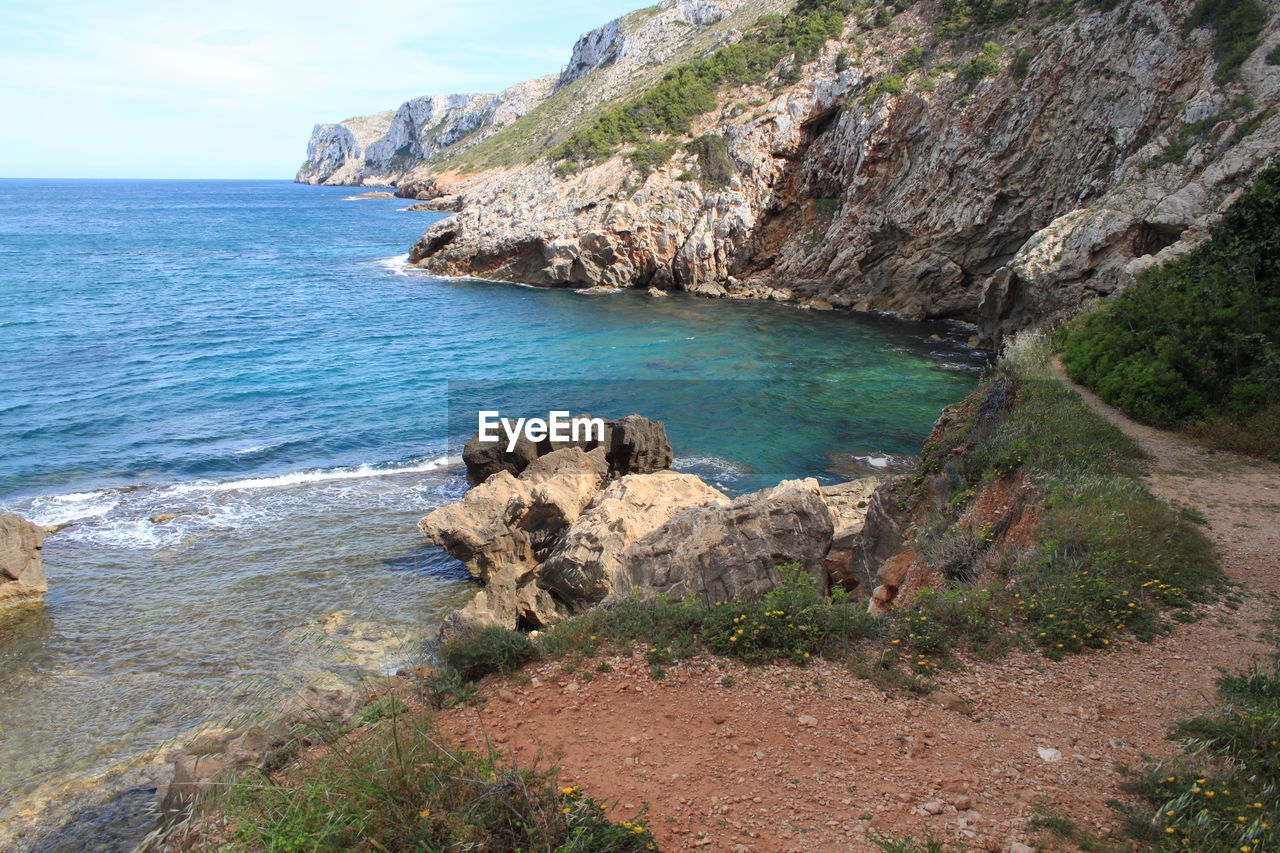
[1186,0,1268,83]
[959,42,1003,83]
[1061,159,1280,457]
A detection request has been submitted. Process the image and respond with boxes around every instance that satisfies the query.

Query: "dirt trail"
[440,367,1280,853]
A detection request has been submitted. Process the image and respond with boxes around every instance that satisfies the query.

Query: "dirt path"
[440,368,1280,853]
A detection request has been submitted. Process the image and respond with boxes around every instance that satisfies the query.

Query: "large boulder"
[461,414,673,484]
[0,514,48,611]
[613,479,834,604]
[539,470,728,609]
[419,447,608,582]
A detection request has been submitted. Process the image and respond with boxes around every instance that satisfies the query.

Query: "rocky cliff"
[296,81,554,185]
[367,0,1280,343]
[296,0,780,186]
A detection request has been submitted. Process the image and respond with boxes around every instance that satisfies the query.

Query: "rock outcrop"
[421,446,610,581]
[424,435,725,639]
[387,0,1280,343]
[424,414,870,636]
[0,514,48,611]
[297,0,775,187]
[539,470,729,608]
[296,79,554,186]
[614,478,835,603]
[461,413,673,485]
[296,111,395,185]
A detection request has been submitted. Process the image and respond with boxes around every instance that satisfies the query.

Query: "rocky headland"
[300,0,1280,346]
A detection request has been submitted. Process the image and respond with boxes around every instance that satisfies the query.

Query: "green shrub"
[686,134,736,188]
[959,41,1003,83]
[863,73,906,106]
[626,138,680,175]
[1186,0,1268,83]
[1010,48,1035,79]
[1062,158,1280,455]
[701,566,880,664]
[937,0,1027,38]
[351,695,408,727]
[898,44,926,73]
[439,626,538,680]
[200,714,656,852]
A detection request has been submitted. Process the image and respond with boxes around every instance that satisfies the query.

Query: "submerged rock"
[155,685,361,828]
[0,514,48,612]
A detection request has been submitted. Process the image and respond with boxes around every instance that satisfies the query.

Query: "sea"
[0,178,984,850]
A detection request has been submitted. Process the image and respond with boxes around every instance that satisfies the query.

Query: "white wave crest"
[374,254,415,276]
[167,456,457,495]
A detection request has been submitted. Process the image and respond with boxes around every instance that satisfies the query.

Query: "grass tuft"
[190,713,656,852]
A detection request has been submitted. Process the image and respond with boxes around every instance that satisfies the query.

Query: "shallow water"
[0,179,982,847]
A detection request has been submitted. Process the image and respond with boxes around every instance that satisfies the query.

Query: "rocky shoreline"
[141,413,889,841]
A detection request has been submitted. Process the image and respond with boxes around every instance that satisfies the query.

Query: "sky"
[0,0,645,179]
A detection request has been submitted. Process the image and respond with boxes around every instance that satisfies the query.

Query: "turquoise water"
[0,179,982,848]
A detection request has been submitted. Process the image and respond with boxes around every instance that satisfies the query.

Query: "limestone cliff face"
[402,0,1280,343]
[297,111,396,185]
[296,79,553,186]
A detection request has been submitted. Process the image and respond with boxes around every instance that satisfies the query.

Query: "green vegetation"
[863,72,906,106]
[958,41,1004,84]
[626,138,681,175]
[869,833,959,852]
[912,336,1220,659]
[197,712,656,852]
[898,44,926,73]
[551,0,851,164]
[439,626,538,680]
[430,337,1218,693]
[685,133,736,188]
[1010,48,1035,79]
[1186,0,1268,84]
[1141,110,1230,171]
[1062,159,1280,460]
[1120,636,1280,852]
[937,0,1027,39]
